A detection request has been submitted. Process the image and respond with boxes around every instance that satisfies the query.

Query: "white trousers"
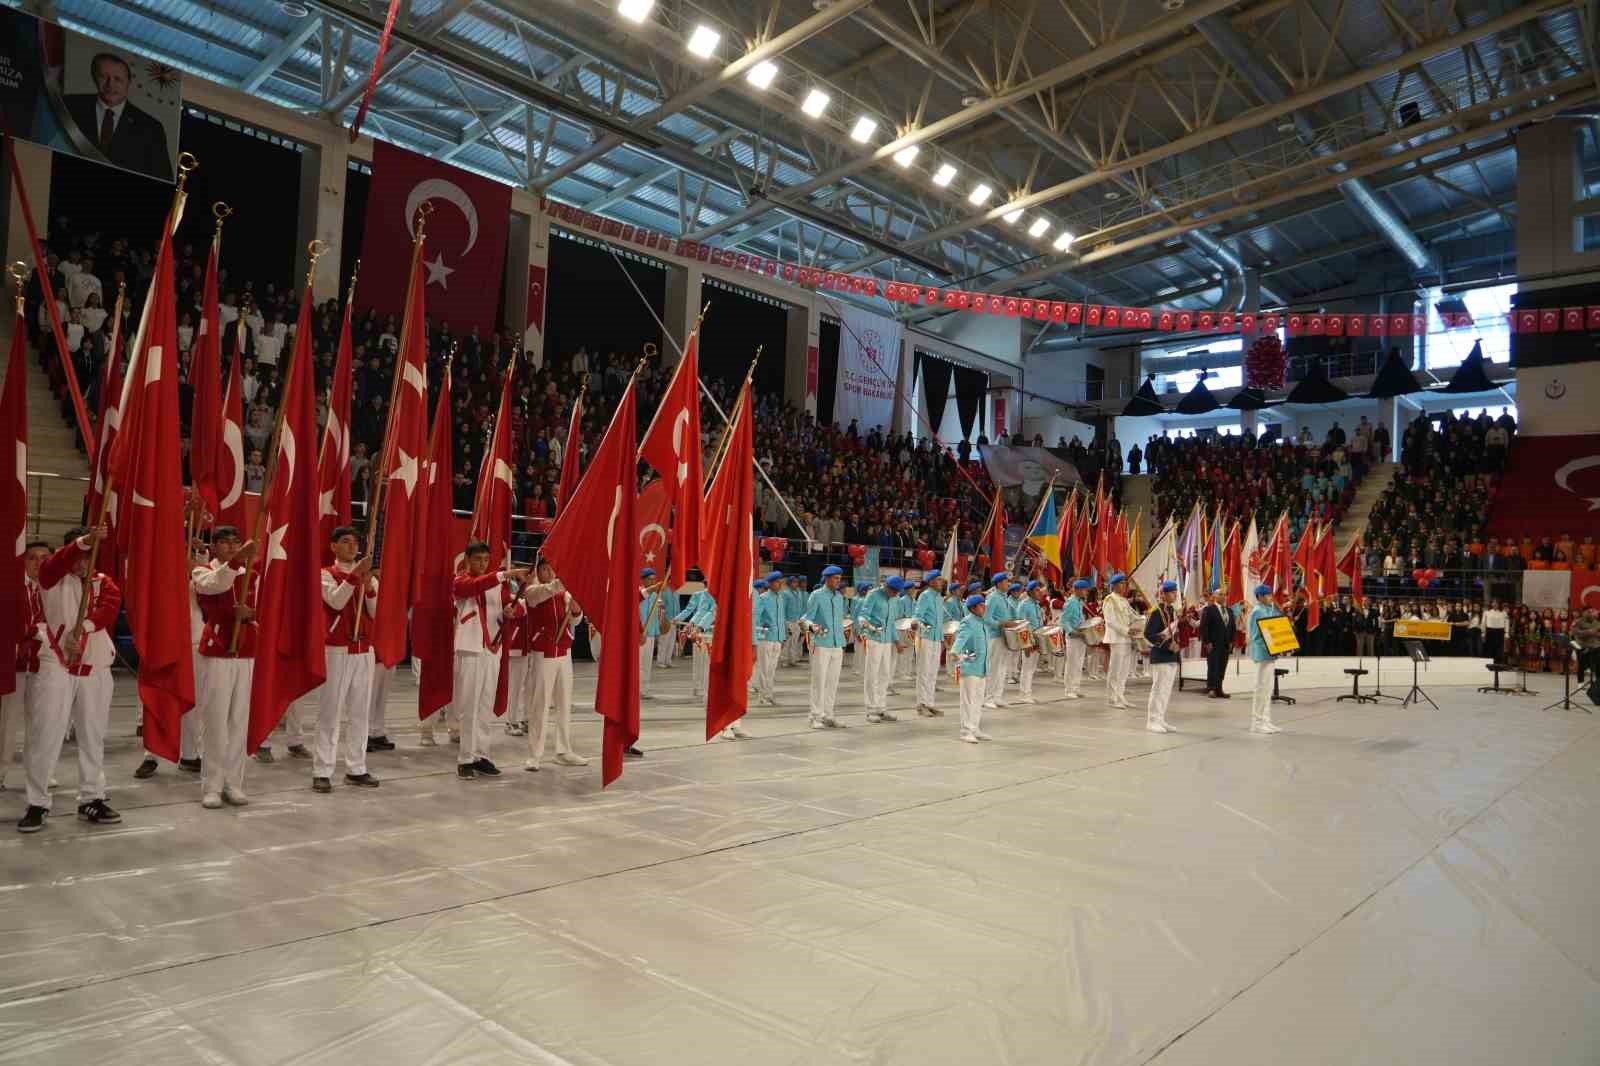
[983,638,1009,703]
[1063,639,1087,697]
[808,646,842,722]
[896,641,915,680]
[1147,661,1177,728]
[755,642,781,698]
[656,629,675,667]
[1019,648,1039,699]
[691,643,709,696]
[863,641,893,711]
[915,639,942,708]
[1106,642,1132,704]
[782,621,801,665]
[200,657,253,798]
[28,660,112,809]
[638,639,654,696]
[368,664,393,738]
[453,651,497,764]
[282,692,310,748]
[1252,659,1276,728]
[528,652,575,764]
[0,670,32,784]
[506,655,534,724]
[415,657,457,733]
[314,648,372,778]
[959,675,985,738]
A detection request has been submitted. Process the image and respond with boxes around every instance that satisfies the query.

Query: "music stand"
[1401,640,1437,709]
[1367,624,1406,703]
[1541,638,1592,714]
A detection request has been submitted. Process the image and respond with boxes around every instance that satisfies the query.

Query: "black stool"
[1338,667,1376,703]
[1272,667,1296,705]
[1479,662,1513,694]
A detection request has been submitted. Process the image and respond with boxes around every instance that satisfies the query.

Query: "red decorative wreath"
[1244,334,1286,391]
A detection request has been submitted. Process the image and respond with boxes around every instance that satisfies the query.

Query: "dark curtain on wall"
[817,317,841,427]
[541,235,666,374]
[916,350,953,437]
[698,284,787,397]
[952,363,987,440]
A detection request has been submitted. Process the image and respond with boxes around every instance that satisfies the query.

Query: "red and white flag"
[248,287,328,752]
[371,246,430,668]
[315,296,356,564]
[1,311,28,698]
[84,330,125,583]
[470,363,516,565]
[556,388,583,515]
[190,231,225,520]
[106,226,194,762]
[414,366,456,721]
[639,334,704,587]
[541,378,640,786]
[214,333,248,531]
[700,381,755,740]
[1337,533,1364,605]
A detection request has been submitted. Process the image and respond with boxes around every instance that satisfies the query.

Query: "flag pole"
[73,155,198,661]
[231,240,327,652]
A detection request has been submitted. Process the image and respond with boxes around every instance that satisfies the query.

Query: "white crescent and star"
[670,409,690,484]
[406,180,478,290]
[1553,454,1600,511]
[220,418,245,510]
[393,449,419,498]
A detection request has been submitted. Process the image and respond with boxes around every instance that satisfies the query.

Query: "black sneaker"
[366,736,396,752]
[287,744,312,759]
[457,764,477,780]
[344,773,380,788]
[311,777,333,793]
[624,746,645,759]
[254,748,275,764]
[178,757,202,773]
[77,799,121,824]
[134,758,158,779]
[471,758,501,776]
[16,806,46,833]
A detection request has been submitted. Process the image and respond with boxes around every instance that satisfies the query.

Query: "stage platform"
[2,654,1597,1065]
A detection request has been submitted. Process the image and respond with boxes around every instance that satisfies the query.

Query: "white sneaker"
[1063,693,1081,700]
[554,752,589,766]
[810,719,828,730]
[1019,696,1037,705]
[418,732,437,747]
[222,788,248,806]
[523,759,541,771]
[981,700,998,709]
[720,727,739,741]
[823,717,844,729]
[958,733,980,744]
[865,712,885,723]
[728,724,751,738]
[1251,722,1283,734]
[878,711,898,722]
[995,699,1011,708]
[974,731,993,741]
[1146,722,1171,734]
[917,705,936,717]
[201,793,223,809]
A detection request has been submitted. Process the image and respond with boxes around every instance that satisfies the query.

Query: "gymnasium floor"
[1,654,1597,1065]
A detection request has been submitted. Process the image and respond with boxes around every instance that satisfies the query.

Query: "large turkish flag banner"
[1485,433,1600,541]
[1571,568,1600,611]
[360,140,512,333]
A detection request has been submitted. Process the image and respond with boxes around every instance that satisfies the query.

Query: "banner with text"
[835,305,901,433]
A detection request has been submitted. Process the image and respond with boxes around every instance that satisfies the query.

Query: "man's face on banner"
[92,56,132,109]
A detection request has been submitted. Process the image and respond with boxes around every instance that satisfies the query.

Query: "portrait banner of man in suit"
[0,7,180,182]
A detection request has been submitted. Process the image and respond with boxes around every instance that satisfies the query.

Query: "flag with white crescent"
[639,333,703,587]
[214,330,248,532]
[470,360,516,566]
[315,294,355,563]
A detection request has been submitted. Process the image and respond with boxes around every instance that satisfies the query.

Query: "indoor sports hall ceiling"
[44,0,1596,344]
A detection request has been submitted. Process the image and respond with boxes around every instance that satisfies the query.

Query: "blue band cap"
[765,571,784,582]
[1255,583,1274,597]
[1072,579,1091,589]
[1109,573,1126,585]
[991,571,1009,583]
[965,595,986,609]
[640,568,656,578]
[1160,580,1178,592]
[821,565,843,577]
[753,580,768,590]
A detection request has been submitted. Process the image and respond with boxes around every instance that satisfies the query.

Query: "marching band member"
[1246,585,1286,735]
[306,526,382,794]
[803,566,847,728]
[19,526,121,833]
[780,574,803,667]
[1144,581,1182,733]
[1102,574,1138,709]
[1015,580,1045,704]
[452,541,530,779]
[893,582,917,688]
[655,582,678,670]
[846,582,869,673]
[639,568,663,701]
[194,527,263,808]
[1,541,49,792]
[688,590,716,700]
[673,587,707,690]
[951,594,992,743]
[522,559,591,771]
[858,576,902,723]
[942,581,966,682]
[1060,579,1094,699]
[912,570,947,717]
[982,572,1015,709]
[753,573,785,705]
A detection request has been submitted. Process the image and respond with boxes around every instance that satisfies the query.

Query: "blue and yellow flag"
[1208,511,1226,592]
[1026,491,1060,573]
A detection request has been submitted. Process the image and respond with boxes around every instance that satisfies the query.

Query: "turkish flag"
[525,264,547,358]
[700,380,755,740]
[1050,301,1066,322]
[1240,312,1256,333]
[1572,568,1600,611]
[1158,310,1174,331]
[360,139,512,334]
[1369,314,1388,336]
[1219,311,1235,332]
[470,363,516,565]
[1411,314,1427,336]
[1176,311,1194,332]
[247,289,327,752]
[1515,310,1538,333]
[106,225,194,763]
[1066,303,1083,324]
[1034,301,1050,322]
[639,335,704,587]
[1307,314,1325,336]
[1085,305,1103,327]
[1102,307,1121,328]
[637,478,671,575]
[541,380,641,786]
[1390,314,1411,335]
[371,250,429,668]
[1,314,26,697]
[1564,307,1585,331]
[316,301,355,565]
[1223,522,1244,606]
[1587,307,1600,330]
[414,365,456,721]
[84,332,125,584]
[1484,432,1600,541]
[190,234,224,520]
[215,332,248,531]
[1337,534,1364,605]
[1326,314,1345,337]
[1346,314,1365,337]
[1197,311,1216,332]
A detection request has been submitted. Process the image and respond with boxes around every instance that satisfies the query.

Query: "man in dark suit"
[1199,587,1235,698]
[64,53,172,181]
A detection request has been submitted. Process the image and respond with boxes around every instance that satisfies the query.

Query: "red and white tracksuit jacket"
[38,538,121,673]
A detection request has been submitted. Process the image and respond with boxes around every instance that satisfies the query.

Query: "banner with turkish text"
[361,140,511,333]
[1521,569,1572,611]
[834,306,901,433]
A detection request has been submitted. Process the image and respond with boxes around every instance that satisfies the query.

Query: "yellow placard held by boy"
[1258,616,1300,656]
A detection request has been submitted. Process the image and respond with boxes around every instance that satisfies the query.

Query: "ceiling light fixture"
[617,0,654,23]
[893,145,920,167]
[746,60,778,89]
[801,88,830,117]
[686,25,720,58]
[850,116,877,143]
[1028,217,1050,238]
[1053,231,1075,251]
[932,162,957,187]
[1003,209,1023,224]
[967,183,993,205]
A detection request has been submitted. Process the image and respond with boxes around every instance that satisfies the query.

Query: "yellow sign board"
[1258,616,1300,655]
[1393,619,1453,641]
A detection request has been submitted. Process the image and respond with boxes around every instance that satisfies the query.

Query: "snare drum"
[942,619,961,646]
[1001,621,1029,652]
[1039,625,1065,652]
[895,616,917,649]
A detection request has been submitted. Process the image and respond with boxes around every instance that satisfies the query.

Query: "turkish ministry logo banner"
[1485,432,1600,540]
[835,305,901,433]
[361,140,511,334]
